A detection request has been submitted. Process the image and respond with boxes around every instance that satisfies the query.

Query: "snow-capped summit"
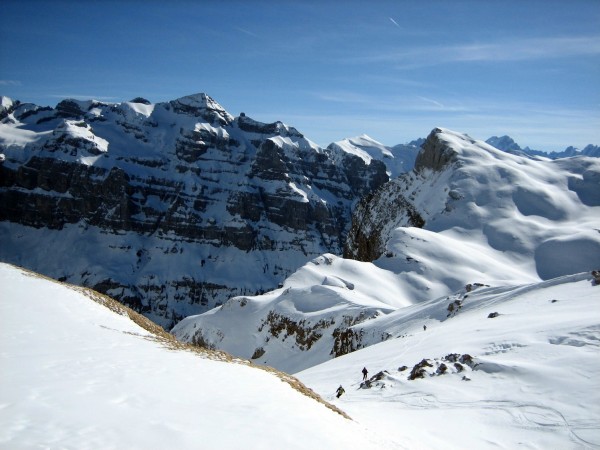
[328,134,393,164]
[348,127,600,279]
[0,96,14,113]
[169,92,234,125]
[485,134,522,153]
[0,93,388,328]
[327,134,419,178]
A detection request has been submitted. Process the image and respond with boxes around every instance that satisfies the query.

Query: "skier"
[362,367,368,380]
[423,325,427,331]
[336,385,345,398]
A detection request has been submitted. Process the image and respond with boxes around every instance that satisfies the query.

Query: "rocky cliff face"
[344,128,458,261]
[0,94,387,328]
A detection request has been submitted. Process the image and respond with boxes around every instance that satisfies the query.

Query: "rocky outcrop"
[344,180,426,262]
[414,128,459,172]
[345,128,482,261]
[0,93,388,328]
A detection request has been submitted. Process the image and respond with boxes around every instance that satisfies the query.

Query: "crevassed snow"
[0,263,397,450]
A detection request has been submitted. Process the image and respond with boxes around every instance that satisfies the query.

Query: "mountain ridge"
[0,92,388,328]
[486,134,600,159]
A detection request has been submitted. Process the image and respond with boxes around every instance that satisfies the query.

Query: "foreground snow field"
[297,272,600,449]
[0,263,397,450]
[2,263,599,449]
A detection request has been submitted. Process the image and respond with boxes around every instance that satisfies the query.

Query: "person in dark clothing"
[423,325,427,331]
[336,385,345,398]
[362,367,368,380]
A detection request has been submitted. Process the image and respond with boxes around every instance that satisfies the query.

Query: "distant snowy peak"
[328,134,420,178]
[168,93,234,126]
[1,96,14,112]
[485,135,522,153]
[583,144,600,156]
[330,134,393,163]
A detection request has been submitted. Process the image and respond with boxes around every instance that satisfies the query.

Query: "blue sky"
[1,0,599,150]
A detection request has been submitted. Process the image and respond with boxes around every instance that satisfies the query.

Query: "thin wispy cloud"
[448,36,600,62]
[234,27,258,38]
[345,35,600,68]
[48,94,119,101]
[312,90,472,113]
[0,80,22,86]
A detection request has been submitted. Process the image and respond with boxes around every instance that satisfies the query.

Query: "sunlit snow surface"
[297,272,600,449]
[0,264,396,450]
[3,264,598,449]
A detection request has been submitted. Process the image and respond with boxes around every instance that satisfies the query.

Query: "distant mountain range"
[485,134,600,159]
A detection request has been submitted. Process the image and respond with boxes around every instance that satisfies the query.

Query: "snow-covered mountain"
[327,134,422,178]
[0,94,387,328]
[172,127,600,372]
[0,262,394,449]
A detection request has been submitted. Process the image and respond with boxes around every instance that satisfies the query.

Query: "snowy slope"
[347,128,600,284]
[328,135,394,165]
[297,272,600,449]
[173,253,409,373]
[0,263,397,450]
